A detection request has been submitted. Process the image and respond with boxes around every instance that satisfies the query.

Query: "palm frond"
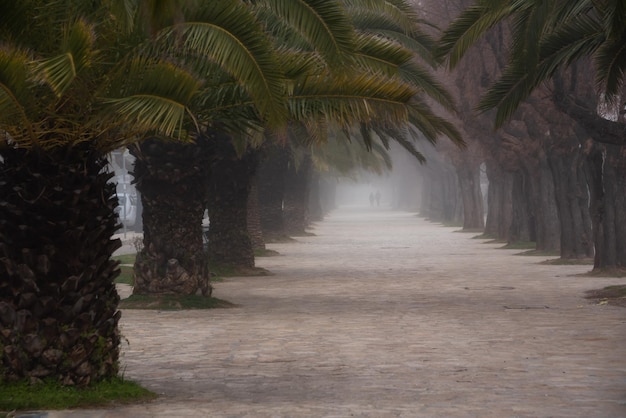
[436,2,514,69]
[374,124,426,163]
[264,0,356,67]
[407,98,464,146]
[289,71,415,127]
[33,19,96,97]
[0,47,35,138]
[478,13,604,128]
[164,1,287,127]
[594,27,626,102]
[353,33,413,76]
[103,60,201,137]
[399,61,456,112]
[344,0,421,35]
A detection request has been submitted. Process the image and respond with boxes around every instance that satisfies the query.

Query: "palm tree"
[437,0,626,270]
[155,0,463,271]
[0,0,220,385]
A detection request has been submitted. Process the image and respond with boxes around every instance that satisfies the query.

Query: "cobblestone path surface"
[50,208,626,417]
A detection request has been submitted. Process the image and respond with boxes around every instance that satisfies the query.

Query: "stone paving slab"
[47,208,626,417]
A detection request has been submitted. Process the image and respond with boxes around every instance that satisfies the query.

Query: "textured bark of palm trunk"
[589,143,626,270]
[258,144,289,241]
[247,173,265,251]
[0,145,121,386]
[508,170,535,244]
[307,169,324,222]
[207,137,256,268]
[456,159,484,231]
[484,160,514,240]
[419,161,460,223]
[284,153,312,235]
[131,139,210,296]
[548,147,594,259]
[522,151,560,252]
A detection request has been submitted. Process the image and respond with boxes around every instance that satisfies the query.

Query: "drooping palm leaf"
[33,19,96,97]
[162,1,287,127]
[264,0,356,67]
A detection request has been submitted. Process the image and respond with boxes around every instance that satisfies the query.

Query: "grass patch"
[472,233,497,240]
[515,249,560,257]
[254,248,280,257]
[441,221,463,227]
[540,257,593,265]
[0,378,156,412]
[115,265,134,286]
[112,254,136,265]
[119,294,236,310]
[501,241,536,250]
[584,284,626,308]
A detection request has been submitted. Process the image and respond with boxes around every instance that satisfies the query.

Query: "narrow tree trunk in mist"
[548,146,594,259]
[420,162,461,224]
[258,144,289,241]
[247,173,265,251]
[484,161,513,240]
[207,136,256,268]
[284,152,312,236]
[508,170,535,244]
[319,175,337,215]
[456,159,484,231]
[308,169,324,222]
[523,152,560,253]
[588,143,626,270]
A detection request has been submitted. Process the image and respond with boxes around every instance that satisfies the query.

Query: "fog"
[333,144,424,210]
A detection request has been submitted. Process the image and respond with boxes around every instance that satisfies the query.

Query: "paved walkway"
[51,208,625,417]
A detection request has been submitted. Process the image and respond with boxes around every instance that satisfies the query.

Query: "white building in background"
[108,149,139,231]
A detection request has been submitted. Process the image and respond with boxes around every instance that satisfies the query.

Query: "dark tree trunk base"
[0,145,121,386]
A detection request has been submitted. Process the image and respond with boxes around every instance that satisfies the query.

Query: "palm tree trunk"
[130,139,211,296]
[589,143,626,270]
[247,173,265,251]
[258,144,290,241]
[284,152,312,235]
[548,145,594,259]
[0,145,121,386]
[207,135,257,268]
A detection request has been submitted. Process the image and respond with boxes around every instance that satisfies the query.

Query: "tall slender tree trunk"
[130,139,210,296]
[258,144,290,241]
[247,173,265,251]
[284,152,312,236]
[548,145,594,259]
[207,136,257,268]
[308,169,324,222]
[456,158,484,230]
[420,161,462,224]
[508,170,535,244]
[0,145,121,386]
[588,143,626,270]
[484,160,513,240]
[522,150,560,252]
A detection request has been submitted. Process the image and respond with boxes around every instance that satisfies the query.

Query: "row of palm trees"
[1,0,623,388]
[0,0,459,385]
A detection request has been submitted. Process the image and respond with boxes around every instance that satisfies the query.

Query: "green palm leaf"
[353,33,413,76]
[0,47,35,136]
[33,19,96,97]
[437,2,515,69]
[104,60,201,137]
[162,1,287,127]
[594,29,626,102]
[264,0,356,67]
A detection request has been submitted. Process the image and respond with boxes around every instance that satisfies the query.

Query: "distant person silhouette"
[375,190,381,206]
[369,192,375,207]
